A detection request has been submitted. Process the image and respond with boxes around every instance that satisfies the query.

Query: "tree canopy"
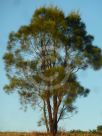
[3,6,102,135]
[97,125,102,132]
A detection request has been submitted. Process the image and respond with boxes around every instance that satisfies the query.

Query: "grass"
[0,131,102,136]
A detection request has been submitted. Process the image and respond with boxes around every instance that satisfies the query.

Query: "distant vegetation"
[97,125,102,132]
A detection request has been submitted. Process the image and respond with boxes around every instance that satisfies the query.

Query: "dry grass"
[0,132,101,136]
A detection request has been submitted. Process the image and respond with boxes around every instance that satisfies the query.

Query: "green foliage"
[97,125,102,132]
[3,6,102,132]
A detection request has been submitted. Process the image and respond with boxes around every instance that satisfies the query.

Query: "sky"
[0,0,102,132]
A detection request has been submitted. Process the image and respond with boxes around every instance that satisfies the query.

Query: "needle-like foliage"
[3,6,102,135]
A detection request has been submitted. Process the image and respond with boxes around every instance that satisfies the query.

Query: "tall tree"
[3,6,102,136]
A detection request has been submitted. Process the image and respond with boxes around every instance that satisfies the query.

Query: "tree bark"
[53,95,58,136]
[43,100,49,132]
[46,95,53,133]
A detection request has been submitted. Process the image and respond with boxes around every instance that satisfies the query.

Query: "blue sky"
[0,0,102,132]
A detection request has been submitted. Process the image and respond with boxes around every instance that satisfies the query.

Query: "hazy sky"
[0,0,102,132]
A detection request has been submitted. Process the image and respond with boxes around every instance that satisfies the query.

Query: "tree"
[3,6,102,136]
[97,125,102,132]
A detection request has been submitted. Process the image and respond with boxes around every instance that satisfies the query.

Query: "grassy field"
[0,132,102,136]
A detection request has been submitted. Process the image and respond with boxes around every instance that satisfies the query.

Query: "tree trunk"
[46,96,53,133]
[45,89,60,136]
[43,100,49,132]
[53,95,58,136]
